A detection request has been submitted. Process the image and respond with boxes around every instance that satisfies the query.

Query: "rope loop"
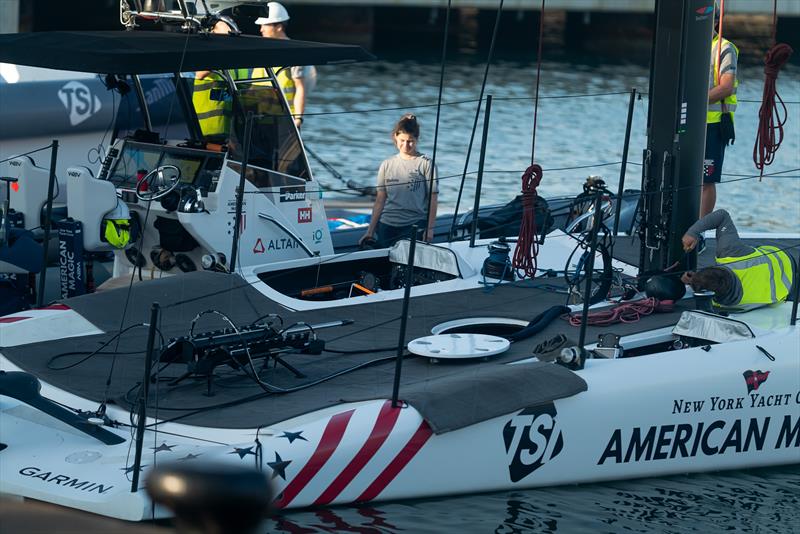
[753,43,794,176]
[512,164,543,279]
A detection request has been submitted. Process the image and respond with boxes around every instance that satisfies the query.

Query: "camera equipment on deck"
[159,318,352,395]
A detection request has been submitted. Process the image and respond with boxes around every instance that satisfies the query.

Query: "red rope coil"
[753,43,794,177]
[512,164,543,279]
[566,298,674,327]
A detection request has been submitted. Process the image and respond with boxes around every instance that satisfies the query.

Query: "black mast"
[640,0,714,274]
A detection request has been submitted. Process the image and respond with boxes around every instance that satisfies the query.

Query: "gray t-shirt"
[377,154,438,227]
[709,37,737,92]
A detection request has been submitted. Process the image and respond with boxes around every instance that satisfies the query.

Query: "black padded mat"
[2,272,692,432]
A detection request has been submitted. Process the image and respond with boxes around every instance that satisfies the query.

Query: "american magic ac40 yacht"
[0,0,797,522]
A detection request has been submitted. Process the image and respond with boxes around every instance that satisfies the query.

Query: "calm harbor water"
[266,57,800,533]
[305,58,800,233]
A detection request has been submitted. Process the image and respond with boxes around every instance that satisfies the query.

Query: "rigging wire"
[425,0,453,240]
[529,0,547,164]
[449,0,506,239]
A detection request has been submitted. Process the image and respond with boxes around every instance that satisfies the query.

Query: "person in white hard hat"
[256,2,317,129]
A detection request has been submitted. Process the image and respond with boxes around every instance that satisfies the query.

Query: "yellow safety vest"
[716,246,793,306]
[708,36,739,124]
[274,66,297,114]
[192,69,250,137]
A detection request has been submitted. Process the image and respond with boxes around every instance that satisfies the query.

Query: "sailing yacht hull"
[1,315,797,520]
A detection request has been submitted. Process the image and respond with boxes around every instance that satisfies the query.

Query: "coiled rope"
[512,163,543,278]
[566,297,673,327]
[753,43,793,177]
[753,0,794,178]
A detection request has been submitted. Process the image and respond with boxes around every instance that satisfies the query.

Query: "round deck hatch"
[408,333,510,360]
[431,317,528,339]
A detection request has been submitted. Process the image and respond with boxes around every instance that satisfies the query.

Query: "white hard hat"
[255,2,290,25]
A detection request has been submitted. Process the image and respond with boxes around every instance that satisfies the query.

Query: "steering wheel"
[136,165,182,202]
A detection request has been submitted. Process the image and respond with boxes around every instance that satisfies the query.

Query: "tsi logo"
[502,403,564,483]
[58,81,102,126]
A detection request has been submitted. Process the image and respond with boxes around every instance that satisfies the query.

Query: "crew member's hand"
[358,232,372,246]
[294,117,303,129]
[681,272,694,285]
[682,233,698,252]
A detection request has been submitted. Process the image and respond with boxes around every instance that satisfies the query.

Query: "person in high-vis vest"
[681,210,794,310]
[256,2,317,129]
[193,19,250,140]
[702,4,739,217]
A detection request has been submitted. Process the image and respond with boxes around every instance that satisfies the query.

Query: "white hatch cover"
[408,333,510,360]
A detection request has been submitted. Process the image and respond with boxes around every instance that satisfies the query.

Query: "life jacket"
[707,36,739,124]
[716,245,793,307]
[192,69,250,137]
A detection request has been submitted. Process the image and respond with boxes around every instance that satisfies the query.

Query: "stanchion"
[36,140,58,307]
[470,95,493,248]
[612,88,636,240]
[131,302,160,492]
[577,191,604,357]
[229,113,253,273]
[391,226,418,408]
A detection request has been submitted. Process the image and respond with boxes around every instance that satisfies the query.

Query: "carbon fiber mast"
[640,0,714,275]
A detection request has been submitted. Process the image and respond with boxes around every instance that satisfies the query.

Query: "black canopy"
[0,31,374,74]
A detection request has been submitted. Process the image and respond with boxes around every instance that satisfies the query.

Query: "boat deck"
[3,272,695,432]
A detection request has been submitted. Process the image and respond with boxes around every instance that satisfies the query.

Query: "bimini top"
[0,31,374,75]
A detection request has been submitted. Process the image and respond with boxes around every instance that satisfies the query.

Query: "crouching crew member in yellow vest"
[681,210,793,309]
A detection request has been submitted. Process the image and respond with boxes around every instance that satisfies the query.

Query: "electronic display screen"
[109,143,162,189]
[109,142,209,189]
[161,153,204,184]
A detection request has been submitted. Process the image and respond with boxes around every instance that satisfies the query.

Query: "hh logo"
[58,81,102,126]
[502,403,564,483]
[743,370,770,393]
[297,207,312,223]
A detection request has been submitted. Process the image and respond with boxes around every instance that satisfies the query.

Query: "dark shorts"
[376,220,426,248]
[703,122,726,184]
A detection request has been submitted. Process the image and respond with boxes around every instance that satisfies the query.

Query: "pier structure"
[1,1,798,61]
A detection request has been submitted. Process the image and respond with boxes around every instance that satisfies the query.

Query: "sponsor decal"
[298,207,312,223]
[266,238,300,251]
[312,228,324,244]
[744,370,770,393]
[503,403,564,483]
[18,466,113,494]
[694,5,713,20]
[253,238,265,254]
[57,223,85,299]
[144,78,175,105]
[598,414,799,465]
[703,158,715,178]
[280,186,306,203]
[58,81,102,126]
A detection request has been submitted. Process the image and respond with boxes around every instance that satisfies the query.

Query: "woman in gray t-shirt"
[359,114,439,248]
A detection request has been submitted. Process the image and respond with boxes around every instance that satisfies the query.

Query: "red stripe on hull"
[314,400,401,505]
[0,317,30,323]
[356,420,433,503]
[274,409,354,509]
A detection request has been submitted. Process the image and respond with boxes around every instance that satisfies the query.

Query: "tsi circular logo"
[58,81,102,126]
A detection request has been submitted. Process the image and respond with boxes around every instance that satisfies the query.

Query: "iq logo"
[58,81,102,126]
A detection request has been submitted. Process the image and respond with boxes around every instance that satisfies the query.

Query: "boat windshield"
[229,77,311,184]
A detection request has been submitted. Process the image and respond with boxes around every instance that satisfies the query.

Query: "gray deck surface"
[3,272,694,432]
